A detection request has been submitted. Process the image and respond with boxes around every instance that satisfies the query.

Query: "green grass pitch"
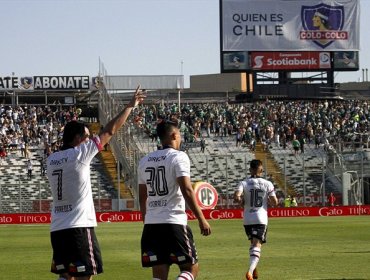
[0,216,369,280]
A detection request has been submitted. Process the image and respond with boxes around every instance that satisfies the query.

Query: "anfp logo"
[300,3,345,48]
[193,182,218,210]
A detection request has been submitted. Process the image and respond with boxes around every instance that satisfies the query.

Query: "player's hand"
[128,85,146,108]
[199,219,211,236]
[234,195,244,205]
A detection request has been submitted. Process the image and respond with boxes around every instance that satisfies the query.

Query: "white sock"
[153,278,161,280]
[249,246,261,273]
[176,271,194,280]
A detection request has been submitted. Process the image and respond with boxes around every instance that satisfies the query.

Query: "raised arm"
[99,85,146,147]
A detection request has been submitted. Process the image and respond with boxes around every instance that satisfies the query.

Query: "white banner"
[221,0,360,51]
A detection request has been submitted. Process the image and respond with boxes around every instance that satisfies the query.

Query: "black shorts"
[50,227,103,277]
[244,224,268,243]
[141,224,198,267]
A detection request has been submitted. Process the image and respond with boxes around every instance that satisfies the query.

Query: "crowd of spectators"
[0,99,369,167]
[132,99,369,152]
[0,104,81,168]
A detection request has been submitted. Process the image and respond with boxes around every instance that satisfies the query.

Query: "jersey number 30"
[145,166,169,196]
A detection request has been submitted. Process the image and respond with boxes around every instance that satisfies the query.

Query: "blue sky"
[0,0,368,88]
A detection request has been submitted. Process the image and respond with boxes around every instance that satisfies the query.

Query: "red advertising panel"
[1,206,369,225]
[251,51,331,71]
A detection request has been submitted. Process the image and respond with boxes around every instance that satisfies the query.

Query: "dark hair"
[250,159,263,170]
[156,119,178,142]
[62,121,87,147]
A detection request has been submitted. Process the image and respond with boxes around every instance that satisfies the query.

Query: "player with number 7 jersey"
[46,85,146,280]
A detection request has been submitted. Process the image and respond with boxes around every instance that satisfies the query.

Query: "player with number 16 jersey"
[237,176,275,226]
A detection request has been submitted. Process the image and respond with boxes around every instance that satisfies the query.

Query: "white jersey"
[237,177,276,225]
[138,147,190,225]
[47,136,102,232]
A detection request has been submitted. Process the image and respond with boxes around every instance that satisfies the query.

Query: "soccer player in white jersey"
[138,120,211,280]
[234,159,278,280]
[47,86,145,280]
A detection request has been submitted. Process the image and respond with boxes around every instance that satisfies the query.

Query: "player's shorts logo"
[300,3,346,49]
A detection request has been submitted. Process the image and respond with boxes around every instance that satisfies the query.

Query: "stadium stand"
[1,96,369,212]
[0,144,116,213]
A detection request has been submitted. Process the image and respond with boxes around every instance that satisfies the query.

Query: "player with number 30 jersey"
[138,147,190,225]
[138,120,211,280]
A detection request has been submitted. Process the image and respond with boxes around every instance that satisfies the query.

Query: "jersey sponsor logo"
[148,155,167,162]
[49,157,68,165]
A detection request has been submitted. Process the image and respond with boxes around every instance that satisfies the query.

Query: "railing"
[0,179,124,214]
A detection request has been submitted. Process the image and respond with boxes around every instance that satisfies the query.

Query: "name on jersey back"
[54,204,72,213]
[149,199,167,208]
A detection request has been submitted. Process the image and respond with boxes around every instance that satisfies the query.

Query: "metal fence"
[0,178,120,214]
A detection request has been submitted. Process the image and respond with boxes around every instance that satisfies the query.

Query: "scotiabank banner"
[1,205,369,225]
[251,51,331,70]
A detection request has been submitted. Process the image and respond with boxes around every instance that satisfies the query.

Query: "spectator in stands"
[281,133,287,149]
[138,119,211,280]
[0,147,6,165]
[328,192,336,206]
[200,137,206,153]
[39,158,46,176]
[292,135,301,155]
[314,133,321,149]
[46,86,145,280]
[290,196,298,207]
[27,159,33,179]
[284,195,291,207]
[234,159,278,280]
[298,134,306,154]
[20,140,26,158]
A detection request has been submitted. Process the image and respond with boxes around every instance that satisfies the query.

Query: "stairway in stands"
[89,123,133,199]
[254,142,296,196]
